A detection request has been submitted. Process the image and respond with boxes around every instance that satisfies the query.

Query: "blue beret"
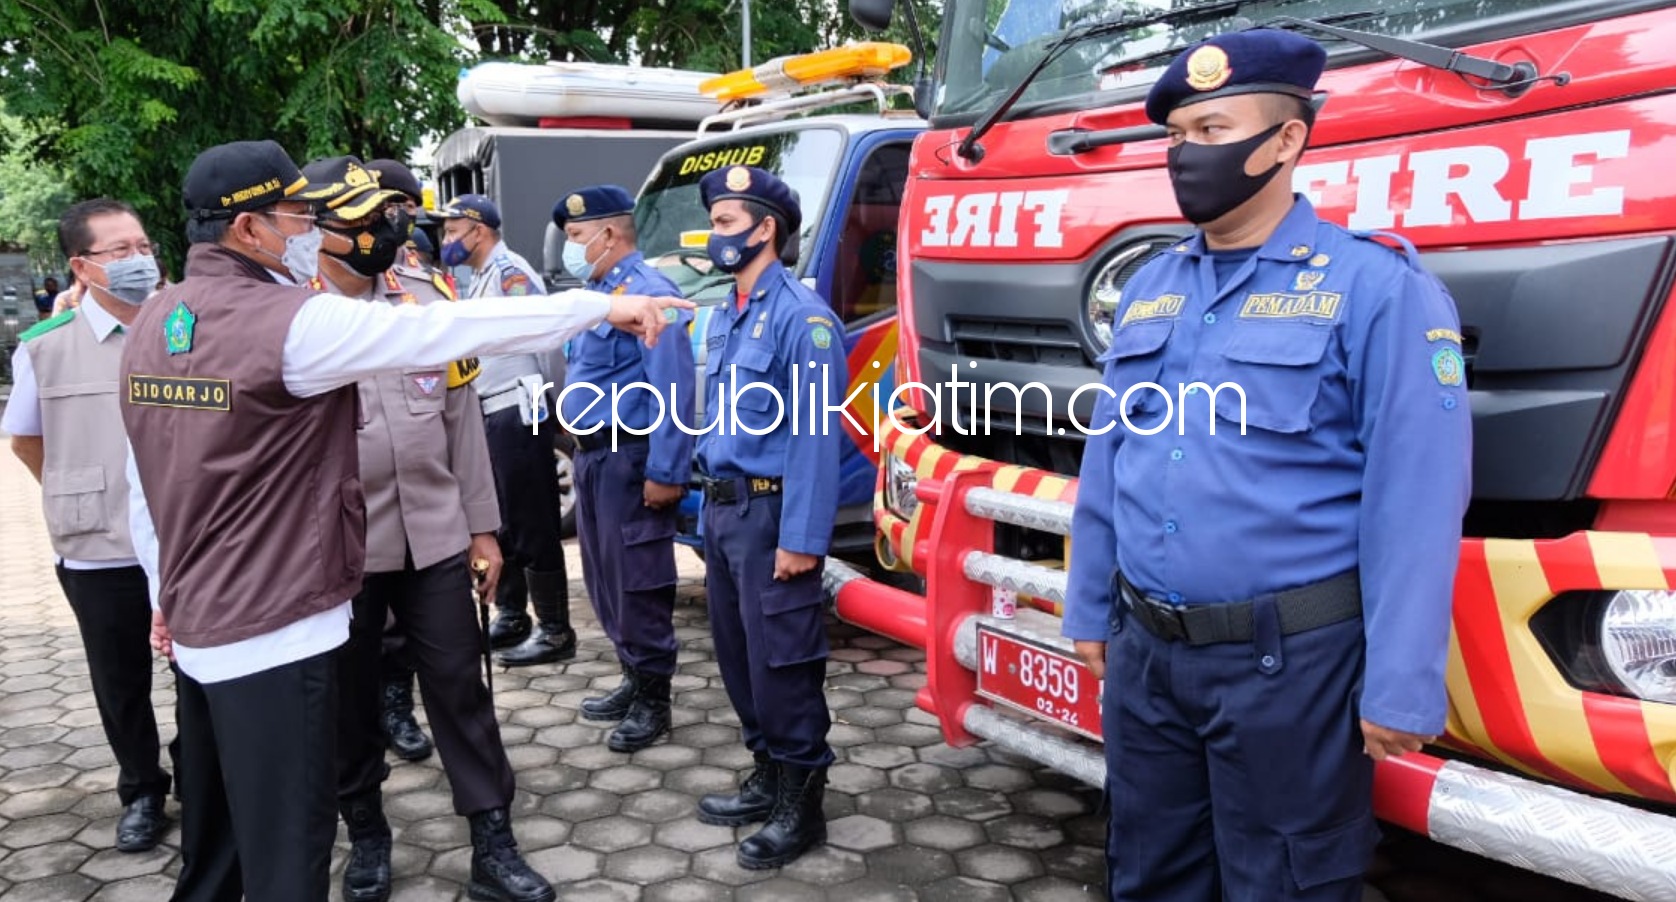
[700,166,802,238]
[1145,29,1326,126]
[408,229,435,255]
[554,185,635,228]
[434,193,501,229]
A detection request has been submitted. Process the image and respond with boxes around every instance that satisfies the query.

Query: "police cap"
[296,156,407,222]
[553,185,635,228]
[183,140,316,221]
[408,228,436,256]
[433,194,501,229]
[700,166,801,238]
[1145,28,1326,126]
[365,159,424,205]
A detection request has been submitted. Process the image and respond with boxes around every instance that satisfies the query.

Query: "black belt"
[573,430,649,453]
[702,475,782,505]
[1118,570,1361,646]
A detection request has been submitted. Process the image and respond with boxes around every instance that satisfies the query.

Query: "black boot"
[696,751,777,827]
[488,567,531,649]
[581,664,639,722]
[496,569,575,667]
[608,672,670,753]
[115,794,169,853]
[380,675,433,762]
[467,808,555,902]
[340,791,393,902]
[737,764,828,870]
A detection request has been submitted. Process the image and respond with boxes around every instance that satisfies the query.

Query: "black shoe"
[495,623,576,667]
[696,752,777,827]
[467,808,555,902]
[341,791,393,902]
[581,664,638,722]
[608,673,670,753]
[487,610,532,649]
[737,764,828,870]
[115,794,169,852]
[380,678,433,762]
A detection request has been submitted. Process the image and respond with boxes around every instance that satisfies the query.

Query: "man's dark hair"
[43,276,58,288]
[742,199,799,267]
[58,198,139,258]
[186,218,232,245]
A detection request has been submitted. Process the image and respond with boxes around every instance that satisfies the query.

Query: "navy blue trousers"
[702,492,833,768]
[575,441,679,676]
[1103,609,1379,901]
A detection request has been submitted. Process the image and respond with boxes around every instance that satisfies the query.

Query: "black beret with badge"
[1145,28,1327,126]
[699,165,802,238]
[553,185,636,228]
[182,139,316,221]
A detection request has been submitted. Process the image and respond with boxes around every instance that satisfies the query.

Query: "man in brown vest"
[121,139,687,902]
[5,198,176,854]
[301,154,551,902]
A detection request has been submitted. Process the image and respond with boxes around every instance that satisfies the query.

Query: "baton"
[472,559,494,698]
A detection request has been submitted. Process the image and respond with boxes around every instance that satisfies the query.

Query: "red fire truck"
[832,0,1676,895]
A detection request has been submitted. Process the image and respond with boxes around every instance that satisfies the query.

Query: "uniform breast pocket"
[402,370,448,416]
[1207,325,1333,434]
[43,466,107,537]
[1099,320,1174,420]
[724,346,781,424]
[581,324,629,368]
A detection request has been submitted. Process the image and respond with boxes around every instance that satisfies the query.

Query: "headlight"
[1601,589,1676,704]
[885,453,919,520]
[1086,240,1176,352]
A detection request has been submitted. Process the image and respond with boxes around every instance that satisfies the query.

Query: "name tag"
[128,375,232,412]
[1239,291,1343,321]
[1120,294,1184,326]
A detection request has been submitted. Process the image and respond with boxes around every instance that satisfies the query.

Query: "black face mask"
[1166,123,1287,225]
[326,207,413,277]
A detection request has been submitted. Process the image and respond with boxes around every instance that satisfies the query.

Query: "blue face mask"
[440,236,472,268]
[95,254,161,305]
[562,228,606,283]
[707,220,769,274]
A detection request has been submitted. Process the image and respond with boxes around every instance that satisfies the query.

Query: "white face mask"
[562,228,606,283]
[259,214,323,282]
[94,254,161,305]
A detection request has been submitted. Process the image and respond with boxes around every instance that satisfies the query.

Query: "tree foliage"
[0,103,74,275]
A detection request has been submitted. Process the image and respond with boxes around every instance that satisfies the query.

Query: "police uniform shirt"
[1062,195,1471,736]
[466,240,551,397]
[563,250,696,486]
[695,260,849,555]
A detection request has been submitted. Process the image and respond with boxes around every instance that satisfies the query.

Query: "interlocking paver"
[603,844,690,884]
[573,815,654,854]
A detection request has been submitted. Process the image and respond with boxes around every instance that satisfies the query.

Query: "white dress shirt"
[5,297,142,571]
[128,273,612,683]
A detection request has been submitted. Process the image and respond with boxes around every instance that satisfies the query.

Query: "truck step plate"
[974,623,1103,742]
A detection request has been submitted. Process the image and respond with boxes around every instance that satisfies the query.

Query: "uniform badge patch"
[357,232,375,252]
[566,194,586,216]
[501,273,530,296]
[415,375,441,395]
[1290,245,1311,258]
[164,299,196,355]
[726,166,752,191]
[1309,253,1331,267]
[1293,270,1326,291]
[1432,347,1465,386]
[1185,45,1232,92]
[1426,328,1464,344]
[663,307,679,323]
[811,325,833,349]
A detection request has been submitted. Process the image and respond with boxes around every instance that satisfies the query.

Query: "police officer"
[689,166,848,869]
[436,195,576,665]
[5,199,176,853]
[362,156,442,763]
[302,156,553,902]
[124,140,686,902]
[1062,31,1472,901]
[553,185,695,752]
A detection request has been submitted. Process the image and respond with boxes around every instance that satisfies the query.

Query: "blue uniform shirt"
[561,250,696,487]
[696,260,850,556]
[1063,196,1472,736]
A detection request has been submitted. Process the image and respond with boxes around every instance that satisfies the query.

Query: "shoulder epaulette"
[19,309,76,343]
[1350,229,1425,271]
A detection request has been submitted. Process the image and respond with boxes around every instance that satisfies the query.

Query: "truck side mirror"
[850,0,894,32]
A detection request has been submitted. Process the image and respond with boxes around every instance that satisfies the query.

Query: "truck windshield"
[938,0,1597,123]
[635,126,845,298]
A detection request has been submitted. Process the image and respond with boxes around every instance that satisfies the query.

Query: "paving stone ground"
[0,400,1618,902]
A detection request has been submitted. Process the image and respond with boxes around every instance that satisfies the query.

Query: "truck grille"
[951,319,1087,367]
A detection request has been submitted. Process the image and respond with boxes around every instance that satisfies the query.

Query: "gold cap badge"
[566,194,586,216]
[344,164,372,188]
[1185,45,1232,92]
[726,166,752,192]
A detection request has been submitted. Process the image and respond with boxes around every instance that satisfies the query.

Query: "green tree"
[0,103,74,275]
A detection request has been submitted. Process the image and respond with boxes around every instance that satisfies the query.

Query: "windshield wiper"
[1268,16,1569,95]
[957,0,1250,162]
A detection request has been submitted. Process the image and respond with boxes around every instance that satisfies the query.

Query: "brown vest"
[119,245,365,648]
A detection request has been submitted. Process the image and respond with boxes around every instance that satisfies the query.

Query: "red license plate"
[974,625,1103,742]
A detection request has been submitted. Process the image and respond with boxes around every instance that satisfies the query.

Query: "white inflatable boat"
[457,61,724,127]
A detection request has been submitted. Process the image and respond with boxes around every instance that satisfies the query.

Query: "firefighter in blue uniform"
[552,184,694,753]
[690,166,848,869]
[1063,30,1472,901]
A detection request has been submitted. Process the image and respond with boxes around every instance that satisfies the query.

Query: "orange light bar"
[700,43,912,103]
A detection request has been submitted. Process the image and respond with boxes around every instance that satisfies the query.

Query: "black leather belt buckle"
[1139,597,1189,643]
[749,477,779,496]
